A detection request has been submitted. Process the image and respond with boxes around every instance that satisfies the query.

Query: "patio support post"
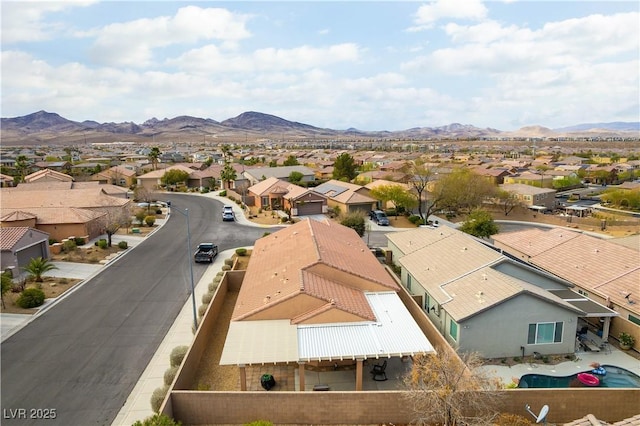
[239,364,247,391]
[602,317,611,343]
[356,358,364,391]
[298,362,306,391]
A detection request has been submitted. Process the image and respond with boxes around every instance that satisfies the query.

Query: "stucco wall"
[458,293,579,358]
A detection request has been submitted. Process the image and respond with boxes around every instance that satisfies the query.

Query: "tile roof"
[24,168,73,183]
[493,228,640,312]
[0,227,30,250]
[1,207,106,224]
[2,187,130,209]
[390,228,584,320]
[232,219,399,322]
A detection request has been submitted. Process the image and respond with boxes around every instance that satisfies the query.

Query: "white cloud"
[408,0,488,31]
[1,1,96,43]
[86,6,252,68]
[168,43,361,73]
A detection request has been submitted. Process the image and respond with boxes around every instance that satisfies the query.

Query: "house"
[471,166,512,185]
[24,168,73,184]
[385,226,616,358]
[219,219,435,391]
[0,227,51,279]
[499,183,557,211]
[492,227,640,351]
[136,165,216,191]
[91,165,137,187]
[243,165,315,186]
[0,185,128,241]
[247,177,328,215]
[33,161,71,174]
[503,170,554,188]
[0,173,15,187]
[314,179,377,215]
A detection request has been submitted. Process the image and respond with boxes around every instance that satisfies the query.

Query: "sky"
[1,1,638,131]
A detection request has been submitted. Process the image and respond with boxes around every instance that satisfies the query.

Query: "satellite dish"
[536,405,549,423]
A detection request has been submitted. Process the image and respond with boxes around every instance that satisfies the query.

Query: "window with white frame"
[527,322,563,344]
[449,319,458,341]
[407,274,412,291]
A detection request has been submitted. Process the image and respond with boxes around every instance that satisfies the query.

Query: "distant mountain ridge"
[1,110,638,146]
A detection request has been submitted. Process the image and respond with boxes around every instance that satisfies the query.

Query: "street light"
[168,202,198,331]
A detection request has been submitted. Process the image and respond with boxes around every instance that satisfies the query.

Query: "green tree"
[340,211,366,236]
[459,209,499,239]
[437,168,496,216]
[283,155,299,166]
[403,350,503,426]
[15,155,30,183]
[161,169,190,187]
[268,159,278,167]
[368,184,417,218]
[332,153,357,181]
[22,257,58,283]
[1,273,13,309]
[148,147,161,171]
[288,171,304,184]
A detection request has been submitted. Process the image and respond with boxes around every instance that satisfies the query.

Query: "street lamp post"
[169,203,198,331]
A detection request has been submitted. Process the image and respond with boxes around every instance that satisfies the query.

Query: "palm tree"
[148,147,161,171]
[1,274,13,309]
[22,257,58,283]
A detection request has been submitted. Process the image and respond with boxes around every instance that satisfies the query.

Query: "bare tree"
[495,189,522,216]
[101,208,132,247]
[403,349,504,426]
[402,160,443,222]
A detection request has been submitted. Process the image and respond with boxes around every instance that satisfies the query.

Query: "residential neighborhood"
[1,138,639,426]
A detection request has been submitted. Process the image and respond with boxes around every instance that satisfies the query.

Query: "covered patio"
[220,292,435,391]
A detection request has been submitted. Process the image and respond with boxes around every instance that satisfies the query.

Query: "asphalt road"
[0,194,277,426]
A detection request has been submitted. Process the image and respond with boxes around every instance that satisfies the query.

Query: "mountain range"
[1,110,638,146]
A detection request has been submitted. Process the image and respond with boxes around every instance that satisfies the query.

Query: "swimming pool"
[518,365,640,388]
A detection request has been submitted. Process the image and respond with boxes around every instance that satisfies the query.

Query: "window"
[424,292,430,311]
[261,196,269,206]
[629,315,640,326]
[527,322,563,344]
[407,274,412,291]
[449,320,458,341]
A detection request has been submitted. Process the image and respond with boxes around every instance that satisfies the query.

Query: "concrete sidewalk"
[111,248,243,425]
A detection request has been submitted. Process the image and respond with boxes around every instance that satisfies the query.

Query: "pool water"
[518,365,640,388]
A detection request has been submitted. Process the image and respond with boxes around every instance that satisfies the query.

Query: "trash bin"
[260,374,276,390]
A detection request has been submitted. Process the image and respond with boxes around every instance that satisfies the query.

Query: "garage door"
[296,201,323,216]
[350,204,372,214]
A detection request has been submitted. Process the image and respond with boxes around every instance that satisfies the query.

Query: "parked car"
[371,210,389,226]
[222,205,235,222]
[194,243,218,263]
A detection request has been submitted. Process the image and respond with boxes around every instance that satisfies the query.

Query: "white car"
[222,205,235,221]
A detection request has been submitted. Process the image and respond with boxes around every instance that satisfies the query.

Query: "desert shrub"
[74,236,86,245]
[258,208,263,214]
[208,281,218,292]
[133,413,182,426]
[62,239,77,253]
[48,238,59,245]
[235,248,247,256]
[144,215,156,226]
[198,303,208,317]
[224,258,234,266]
[408,215,424,225]
[17,287,46,308]
[96,239,108,249]
[58,278,68,285]
[340,212,366,236]
[88,256,99,263]
[155,208,162,215]
[213,275,222,284]
[221,265,231,271]
[169,345,189,367]
[118,241,128,249]
[219,190,227,197]
[244,421,273,426]
[164,366,179,386]
[150,385,169,413]
[202,292,213,304]
[494,413,532,426]
[262,232,271,237]
[216,271,224,278]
